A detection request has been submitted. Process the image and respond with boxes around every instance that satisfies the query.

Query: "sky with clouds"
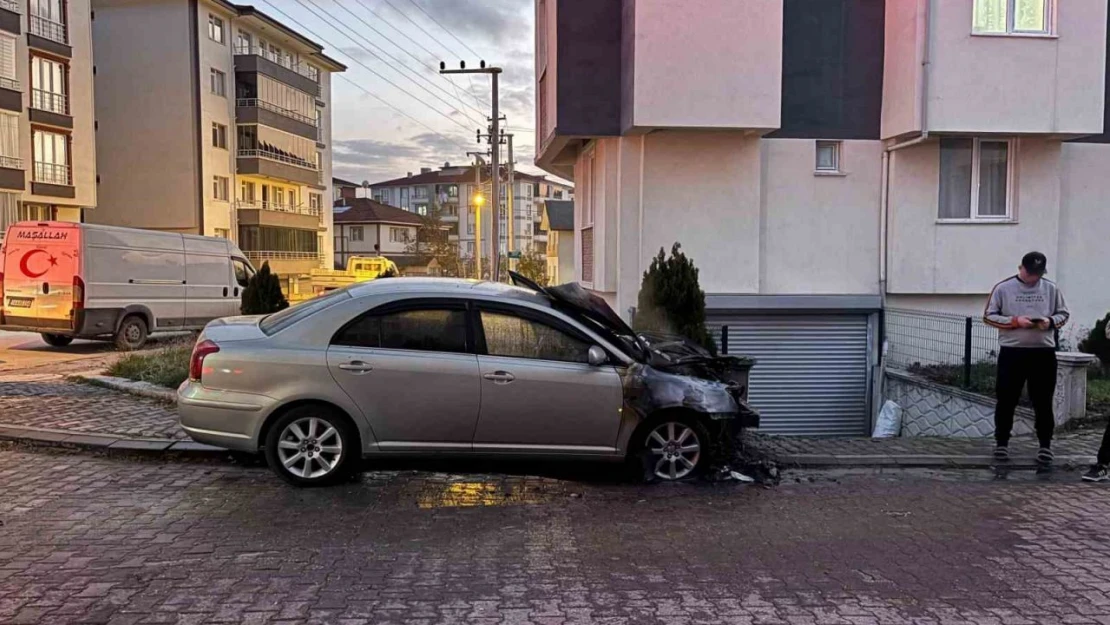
[259,0,540,186]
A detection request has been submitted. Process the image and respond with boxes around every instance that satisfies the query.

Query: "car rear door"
[326,298,480,451]
[471,303,624,453]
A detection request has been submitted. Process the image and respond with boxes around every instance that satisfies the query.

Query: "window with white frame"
[0,113,18,169]
[32,128,68,185]
[973,0,1051,34]
[414,186,428,199]
[31,56,67,115]
[210,68,226,96]
[211,122,227,149]
[213,175,230,202]
[939,138,1014,221]
[415,203,428,216]
[208,14,225,44]
[390,227,409,243]
[309,193,322,211]
[0,34,17,90]
[815,140,841,172]
[236,30,252,52]
[350,226,364,242]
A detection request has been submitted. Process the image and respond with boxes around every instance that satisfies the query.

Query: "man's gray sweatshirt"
[984,276,1070,348]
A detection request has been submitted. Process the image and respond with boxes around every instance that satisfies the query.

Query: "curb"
[0,423,227,458]
[68,374,178,404]
[776,453,1095,469]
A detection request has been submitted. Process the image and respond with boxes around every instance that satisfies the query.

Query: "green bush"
[241,261,289,315]
[107,342,191,389]
[634,243,715,354]
[1079,313,1110,371]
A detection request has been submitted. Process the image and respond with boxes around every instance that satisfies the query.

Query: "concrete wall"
[1058,143,1110,332]
[887,138,1062,295]
[625,0,782,131]
[881,0,924,139]
[760,139,881,294]
[198,0,236,235]
[317,70,335,266]
[91,0,199,230]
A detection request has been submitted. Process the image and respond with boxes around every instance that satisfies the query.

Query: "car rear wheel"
[114,315,148,351]
[264,406,357,487]
[638,414,711,481]
[41,333,73,347]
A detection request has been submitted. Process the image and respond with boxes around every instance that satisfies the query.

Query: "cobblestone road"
[3,446,1110,624]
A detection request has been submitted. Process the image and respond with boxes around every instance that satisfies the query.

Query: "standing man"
[984,252,1069,466]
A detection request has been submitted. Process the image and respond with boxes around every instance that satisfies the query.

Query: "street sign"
[506,251,521,259]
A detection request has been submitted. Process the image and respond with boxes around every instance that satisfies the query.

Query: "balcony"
[29,88,71,128]
[32,161,73,197]
[28,15,69,56]
[0,77,20,113]
[234,45,319,97]
[236,199,322,231]
[242,250,324,275]
[235,98,317,140]
[236,149,321,187]
[0,0,20,36]
[0,155,24,190]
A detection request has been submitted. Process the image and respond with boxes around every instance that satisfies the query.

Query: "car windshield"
[259,288,351,335]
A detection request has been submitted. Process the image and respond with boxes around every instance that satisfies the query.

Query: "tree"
[514,249,549,286]
[241,262,289,315]
[406,203,462,277]
[1079,312,1110,372]
[634,243,715,353]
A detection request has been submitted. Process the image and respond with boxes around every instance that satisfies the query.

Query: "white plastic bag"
[872,400,903,438]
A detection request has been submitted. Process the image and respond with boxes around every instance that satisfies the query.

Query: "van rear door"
[1,222,81,331]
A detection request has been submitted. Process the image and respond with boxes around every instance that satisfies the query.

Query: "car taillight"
[72,275,84,311]
[189,339,220,382]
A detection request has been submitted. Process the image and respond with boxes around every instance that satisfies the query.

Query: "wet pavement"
[3,444,1110,624]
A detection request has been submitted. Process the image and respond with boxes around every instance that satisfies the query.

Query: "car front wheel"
[640,415,710,481]
[264,406,357,487]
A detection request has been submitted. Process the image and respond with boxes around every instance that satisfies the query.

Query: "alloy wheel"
[276,417,343,479]
[646,422,701,480]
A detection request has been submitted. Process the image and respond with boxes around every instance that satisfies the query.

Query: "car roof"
[346,277,552,307]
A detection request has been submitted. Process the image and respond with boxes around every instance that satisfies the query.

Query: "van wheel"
[114,316,148,351]
[41,333,73,347]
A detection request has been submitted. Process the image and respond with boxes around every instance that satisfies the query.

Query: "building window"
[447,184,458,198]
[211,122,227,149]
[0,34,17,91]
[815,140,841,172]
[390,227,409,243]
[309,193,322,212]
[973,0,1051,34]
[210,68,226,97]
[553,190,563,199]
[214,228,230,239]
[31,56,67,115]
[213,175,230,202]
[0,113,19,169]
[414,186,428,199]
[467,222,475,235]
[29,0,67,45]
[208,14,225,44]
[414,203,428,216]
[19,203,54,221]
[350,226,364,242]
[236,30,252,52]
[939,138,1014,221]
[467,242,474,255]
[32,128,69,185]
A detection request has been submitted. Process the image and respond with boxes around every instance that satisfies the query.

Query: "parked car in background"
[0,221,255,349]
[178,274,759,486]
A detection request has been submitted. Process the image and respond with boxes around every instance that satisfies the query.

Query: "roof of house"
[212,2,346,71]
[544,200,574,231]
[334,198,422,225]
[370,167,479,187]
[332,176,359,188]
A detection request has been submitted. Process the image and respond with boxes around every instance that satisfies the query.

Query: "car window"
[480,310,591,363]
[232,258,253,288]
[259,289,349,335]
[334,308,468,354]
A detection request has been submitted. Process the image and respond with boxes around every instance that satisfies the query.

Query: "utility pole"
[505,133,515,267]
[441,60,503,279]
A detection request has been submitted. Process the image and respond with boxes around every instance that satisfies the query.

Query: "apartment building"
[536,0,1110,435]
[369,164,572,261]
[90,0,345,276]
[0,0,96,235]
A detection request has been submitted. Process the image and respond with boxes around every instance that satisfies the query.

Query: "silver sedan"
[178,277,757,486]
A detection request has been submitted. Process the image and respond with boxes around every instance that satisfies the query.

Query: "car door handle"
[483,371,515,384]
[338,361,373,374]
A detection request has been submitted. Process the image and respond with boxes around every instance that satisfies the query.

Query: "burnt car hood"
[510,274,759,426]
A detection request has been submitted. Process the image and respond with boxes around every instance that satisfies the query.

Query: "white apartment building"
[90,0,345,277]
[0,0,96,234]
[536,0,1110,436]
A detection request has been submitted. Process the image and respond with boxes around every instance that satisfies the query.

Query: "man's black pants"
[994,347,1057,448]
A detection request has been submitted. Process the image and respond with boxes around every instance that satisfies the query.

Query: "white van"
[0,221,256,349]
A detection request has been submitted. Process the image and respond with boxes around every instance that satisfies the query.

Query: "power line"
[294,0,483,131]
[326,0,489,122]
[333,74,469,152]
[257,0,475,141]
[350,0,490,110]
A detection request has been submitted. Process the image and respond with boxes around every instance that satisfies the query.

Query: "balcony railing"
[29,15,67,45]
[238,148,317,171]
[0,0,22,13]
[33,161,70,185]
[243,250,321,261]
[0,155,22,169]
[0,77,19,92]
[31,89,68,115]
[236,199,320,217]
[236,98,316,127]
[234,45,317,82]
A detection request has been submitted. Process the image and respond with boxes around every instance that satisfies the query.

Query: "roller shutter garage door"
[709,315,871,436]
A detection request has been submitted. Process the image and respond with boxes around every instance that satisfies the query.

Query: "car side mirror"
[587,345,608,367]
